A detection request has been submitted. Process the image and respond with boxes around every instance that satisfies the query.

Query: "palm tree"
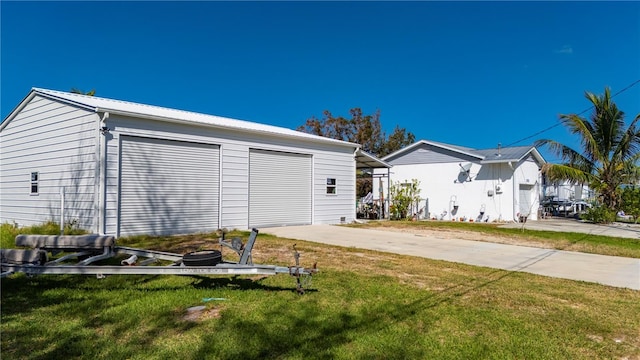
[536,87,640,210]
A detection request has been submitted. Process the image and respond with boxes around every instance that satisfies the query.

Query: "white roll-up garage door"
[249,149,312,227]
[119,136,220,236]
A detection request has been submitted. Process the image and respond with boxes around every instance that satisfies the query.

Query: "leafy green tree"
[70,88,96,96]
[380,125,416,157]
[299,108,417,198]
[536,87,640,211]
[389,179,421,220]
[298,108,414,157]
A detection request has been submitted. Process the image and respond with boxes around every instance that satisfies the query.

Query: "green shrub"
[1,220,87,249]
[389,179,421,220]
[580,205,616,224]
[0,223,20,249]
[620,187,640,223]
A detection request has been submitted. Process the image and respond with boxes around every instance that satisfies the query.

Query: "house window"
[326,178,336,194]
[30,172,39,195]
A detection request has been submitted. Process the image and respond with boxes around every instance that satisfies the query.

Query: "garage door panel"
[249,150,311,227]
[119,136,219,236]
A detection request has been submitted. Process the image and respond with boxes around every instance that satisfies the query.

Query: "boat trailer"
[0,228,318,294]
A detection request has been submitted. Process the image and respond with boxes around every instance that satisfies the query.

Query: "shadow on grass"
[1,273,307,359]
[189,275,317,294]
[1,268,513,359]
[3,252,560,360]
[191,268,526,359]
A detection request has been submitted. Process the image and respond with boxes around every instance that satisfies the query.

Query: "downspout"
[96,111,109,234]
[353,147,359,223]
[508,161,517,222]
[387,167,391,219]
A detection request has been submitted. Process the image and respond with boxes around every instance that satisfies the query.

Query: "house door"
[519,184,535,216]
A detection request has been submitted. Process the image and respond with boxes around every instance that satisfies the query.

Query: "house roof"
[476,145,545,165]
[383,139,483,161]
[1,88,358,149]
[383,139,545,165]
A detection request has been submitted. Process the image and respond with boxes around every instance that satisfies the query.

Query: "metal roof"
[382,139,545,165]
[477,146,545,164]
[382,140,482,161]
[355,149,391,169]
[382,139,483,161]
[3,88,358,149]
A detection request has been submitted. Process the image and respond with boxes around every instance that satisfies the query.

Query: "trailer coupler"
[289,244,318,294]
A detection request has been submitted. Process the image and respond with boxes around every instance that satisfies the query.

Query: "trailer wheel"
[183,250,222,266]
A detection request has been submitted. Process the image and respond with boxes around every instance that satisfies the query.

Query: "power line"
[505,79,640,147]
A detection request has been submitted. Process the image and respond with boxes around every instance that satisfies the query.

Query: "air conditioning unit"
[495,184,502,194]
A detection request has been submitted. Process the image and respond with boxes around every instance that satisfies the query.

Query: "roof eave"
[99,107,359,149]
[6,88,356,149]
[3,88,102,132]
[383,139,484,161]
[1,90,38,131]
[381,140,426,161]
[481,147,546,165]
[480,159,519,164]
[35,89,98,113]
[530,147,546,164]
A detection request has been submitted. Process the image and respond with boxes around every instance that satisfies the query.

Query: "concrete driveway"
[261,224,640,290]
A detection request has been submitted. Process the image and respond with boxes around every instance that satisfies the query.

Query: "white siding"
[512,155,542,221]
[0,96,98,230]
[375,162,511,222]
[104,134,120,235]
[220,143,249,229]
[313,149,356,224]
[374,154,542,222]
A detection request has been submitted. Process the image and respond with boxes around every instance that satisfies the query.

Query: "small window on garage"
[326,178,336,194]
[30,172,39,195]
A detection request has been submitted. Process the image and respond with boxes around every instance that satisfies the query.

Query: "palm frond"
[533,87,637,209]
[558,112,600,162]
[541,163,592,184]
[535,139,592,169]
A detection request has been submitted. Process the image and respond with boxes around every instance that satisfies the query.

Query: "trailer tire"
[183,250,222,266]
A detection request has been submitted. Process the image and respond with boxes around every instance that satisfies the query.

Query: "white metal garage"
[248,149,312,227]
[119,136,220,236]
[1,88,390,236]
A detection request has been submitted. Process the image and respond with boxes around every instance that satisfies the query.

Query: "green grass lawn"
[2,227,639,359]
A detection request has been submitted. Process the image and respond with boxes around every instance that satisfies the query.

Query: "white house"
[0,88,387,237]
[373,140,546,222]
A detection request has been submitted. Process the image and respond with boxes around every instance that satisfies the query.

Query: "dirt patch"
[181,306,222,322]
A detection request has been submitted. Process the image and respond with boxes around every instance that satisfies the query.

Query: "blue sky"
[2,1,639,162]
